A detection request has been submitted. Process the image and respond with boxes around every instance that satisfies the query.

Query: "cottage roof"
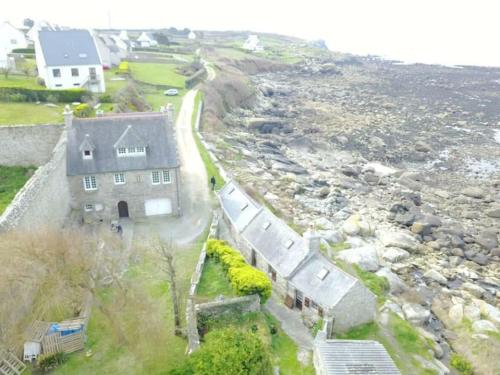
[241,208,309,277]
[38,29,101,66]
[67,112,179,176]
[218,181,261,232]
[290,253,357,309]
[314,339,401,375]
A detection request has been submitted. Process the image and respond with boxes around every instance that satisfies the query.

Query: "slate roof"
[67,112,179,176]
[241,208,310,277]
[289,253,357,309]
[38,29,101,66]
[315,339,401,375]
[218,181,261,232]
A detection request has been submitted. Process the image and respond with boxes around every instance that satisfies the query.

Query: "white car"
[164,89,179,96]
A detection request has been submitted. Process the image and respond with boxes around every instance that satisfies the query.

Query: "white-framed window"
[116,146,146,157]
[151,171,161,185]
[114,173,125,185]
[83,175,97,191]
[84,204,94,212]
[162,170,171,184]
[82,150,92,159]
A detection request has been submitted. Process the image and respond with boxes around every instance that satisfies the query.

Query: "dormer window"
[116,146,146,157]
[82,150,93,159]
[285,239,294,249]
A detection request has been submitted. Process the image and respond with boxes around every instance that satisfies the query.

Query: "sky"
[4,0,500,67]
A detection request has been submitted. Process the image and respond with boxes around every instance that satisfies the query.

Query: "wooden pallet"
[0,349,26,375]
[42,332,85,356]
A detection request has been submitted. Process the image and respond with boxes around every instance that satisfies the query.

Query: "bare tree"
[154,241,182,336]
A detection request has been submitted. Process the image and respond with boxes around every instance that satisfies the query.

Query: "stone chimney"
[324,315,335,339]
[166,103,174,125]
[303,224,321,253]
[63,105,73,128]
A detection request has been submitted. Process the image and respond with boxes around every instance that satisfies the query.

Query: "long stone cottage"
[65,105,181,221]
[219,180,376,332]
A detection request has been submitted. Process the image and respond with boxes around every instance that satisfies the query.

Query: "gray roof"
[218,181,261,231]
[67,112,179,176]
[290,253,357,309]
[241,208,310,277]
[38,29,101,66]
[315,339,401,375]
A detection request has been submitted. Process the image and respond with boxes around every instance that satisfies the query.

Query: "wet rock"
[377,230,420,252]
[381,247,410,263]
[317,187,330,199]
[403,303,431,325]
[472,320,498,333]
[475,231,498,250]
[462,282,485,298]
[336,246,379,271]
[462,187,485,199]
[341,165,360,177]
[415,141,433,153]
[424,269,448,285]
[472,254,490,266]
[448,304,464,325]
[464,305,481,322]
[450,248,464,257]
[485,207,500,218]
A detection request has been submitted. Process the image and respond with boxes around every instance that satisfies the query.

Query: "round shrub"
[228,265,272,303]
[450,354,473,375]
[74,103,92,118]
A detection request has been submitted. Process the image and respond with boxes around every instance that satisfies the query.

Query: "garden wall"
[196,295,261,323]
[0,132,71,232]
[0,124,63,166]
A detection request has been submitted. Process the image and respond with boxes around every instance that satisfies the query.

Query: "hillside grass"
[0,103,63,125]
[129,62,187,88]
[0,74,43,89]
[0,165,33,214]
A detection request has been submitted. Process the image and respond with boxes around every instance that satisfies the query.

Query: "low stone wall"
[0,132,71,232]
[0,124,63,166]
[196,295,261,325]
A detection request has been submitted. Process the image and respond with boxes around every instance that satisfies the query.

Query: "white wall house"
[0,22,28,68]
[243,34,264,52]
[137,32,158,48]
[119,30,129,41]
[188,31,196,40]
[35,29,105,93]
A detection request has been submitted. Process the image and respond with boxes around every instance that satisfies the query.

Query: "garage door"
[145,198,172,216]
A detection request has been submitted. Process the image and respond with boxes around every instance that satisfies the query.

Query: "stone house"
[219,180,376,331]
[66,106,181,221]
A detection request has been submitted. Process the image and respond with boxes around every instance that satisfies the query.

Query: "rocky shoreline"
[205,57,500,373]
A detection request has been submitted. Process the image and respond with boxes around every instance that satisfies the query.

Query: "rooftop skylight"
[317,268,329,280]
[285,239,294,249]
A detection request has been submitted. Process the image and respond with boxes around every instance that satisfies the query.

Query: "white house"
[243,34,264,52]
[188,31,196,40]
[0,21,28,68]
[137,32,158,48]
[119,30,129,41]
[35,29,105,93]
[110,35,129,57]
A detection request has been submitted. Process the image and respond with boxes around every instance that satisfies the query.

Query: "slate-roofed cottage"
[314,327,401,374]
[219,180,376,331]
[137,32,158,48]
[34,29,105,92]
[66,105,181,221]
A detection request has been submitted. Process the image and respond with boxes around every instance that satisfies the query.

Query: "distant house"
[188,31,196,40]
[99,35,122,66]
[119,30,129,41]
[314,326,401,374]
[65,105,181,220]
[94,33,121,69]
[0,21,28,68]
[26,20,55,44]
[110,35,130,57]
[34,29,106,93]
[137,32,158,48]
[242,34,264,52]
[218,180,376,331]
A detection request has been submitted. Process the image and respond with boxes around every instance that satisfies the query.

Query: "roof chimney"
[166,103,174,126]
[63,105,73,128]
[303,224,320,253]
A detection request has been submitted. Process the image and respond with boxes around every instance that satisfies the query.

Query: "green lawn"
[196,258,235,300]
[0,166,33,214]
[129,62,187,88]
[142,86,186,115]
[0,102,63,125]
[0,74,43,89]
[191,91,225,190]
[104,69,130,97]
[198,311,315,375]
[52,231,208,374]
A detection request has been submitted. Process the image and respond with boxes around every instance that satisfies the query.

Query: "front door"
[251,250,257,267]
[118,201,129,218]
[295,290,303,310]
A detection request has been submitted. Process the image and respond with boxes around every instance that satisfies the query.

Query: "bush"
[354,265,389,301]
[185,68,207,89]
[38,352,67,372]
[12,48,35,54]
[206,239,272,303]
[74,103,92,118]
[99,94,113,103]
[450,354,473,375]
[0,87,87,103]
[169,329,272,375]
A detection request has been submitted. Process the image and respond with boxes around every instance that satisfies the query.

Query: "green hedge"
[0,87,88,103]
[12,48,35,54]
[185,68,207,89]
[206,239,272,303]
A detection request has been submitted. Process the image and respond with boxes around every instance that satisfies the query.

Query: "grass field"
[104,69,130,96]
[0,74,44,89]
[196,258,235,300]
[0,102,63,125]
[199,311,315,375]
[129,62,187,88]
[0,166,33,214]
[52,230,208,374]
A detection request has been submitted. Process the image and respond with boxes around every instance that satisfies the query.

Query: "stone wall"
[0,125,63,167]
[196,295,261,325]
[0,132,71,231]
[331,281,376,332]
